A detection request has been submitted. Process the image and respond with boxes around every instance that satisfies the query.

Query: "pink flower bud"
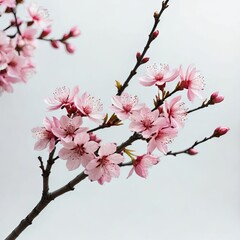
[152,30,159,39]
[141,57,149,64]
[187,148,198,155]
[70,26,80,37]
[65,43,75,54]
[136,52,141,60]
[213,127,230,137]
[210,92,224,104]
[40,27,52,38]
[51,40,59,49]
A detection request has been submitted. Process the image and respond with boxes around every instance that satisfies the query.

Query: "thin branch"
[11,8,21,35]
[166,135,214,157]
[117,0,170,96]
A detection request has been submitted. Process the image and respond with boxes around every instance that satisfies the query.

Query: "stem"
[5,170,87,240]
[117,0,170,96]
[11,9,21,35]
[166,135,214,156]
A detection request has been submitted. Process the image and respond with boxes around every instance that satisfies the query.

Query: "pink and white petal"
[99,143,116,156]
[52,127,66,138]
[34,139,49,151]
[72,116,82,127]
[60,139,75,149]
[74,132,89,145]
[111,95,123,108]
[69,86,79,101]
[107,153,124,164]
[48,138,56,152]
[84,141,99,154]
[81,154,96,168]
[127,167,135,178]
[147,138,157,153]
[86,159,100,170]
[135,164,148,178]
[66,159,81,171]
[88,167,103,181]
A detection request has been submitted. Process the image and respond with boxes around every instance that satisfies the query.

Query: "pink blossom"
[179,65,205,101]
[44,86,79,111]
[17,28,37,57]
[111,92,143,120]
[0,0,16,8]
[162,96,187,128]
[32,117,58,152]
[27,2,51,29]
[129,107,161,138]
[128,154,159,178]
[52,115,87,142]
[59,132,99,171]
[74,92,104,122]
[147,117,178,154]
[85,143,124,185]
[139,63,179,87]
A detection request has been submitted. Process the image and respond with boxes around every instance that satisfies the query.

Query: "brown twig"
[166,135,214,157]
[117,0,170,96]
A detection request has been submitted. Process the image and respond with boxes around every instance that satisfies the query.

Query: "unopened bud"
[213,127,229,137]
[51,40,59,49]
[187,148,198,155]
[39,27,52,38]
[153,11,159,19]
[65,43,75,54]
[152,30,159,39]
[141,57,149,64]
[69,26,80,37]
[136,52,141,61]
[210,92,224,104]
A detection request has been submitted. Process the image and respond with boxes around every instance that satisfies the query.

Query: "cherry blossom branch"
[5,155,87,240]
[166,136,213,156]
[187,92,224,114]
[117,132,145,153]
[166,126,229,156]
[117,0,169,96]
[152,88,179,111]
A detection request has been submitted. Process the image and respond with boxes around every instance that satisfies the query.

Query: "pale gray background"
[1,0,240,239]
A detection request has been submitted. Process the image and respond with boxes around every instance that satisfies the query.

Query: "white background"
[1,0,240,239]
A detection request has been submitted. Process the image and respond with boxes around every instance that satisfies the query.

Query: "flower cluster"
[32,62,228,184]
[0,1,80,94]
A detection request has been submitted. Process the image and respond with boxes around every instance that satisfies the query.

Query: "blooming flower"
[111,92,143,120]
[52,115,87,142]
[161,96,187,128]
[128,154,159,178]
[74,92,104,122]
[32,117,58,152]
[27,2,51,29]
[59,132,99,171]
[179,65,205,101]
[44,86,79,111]
[139,63,179,87]
[85,143,124,185]
[129,107,161,138]
[147,117,178,154]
